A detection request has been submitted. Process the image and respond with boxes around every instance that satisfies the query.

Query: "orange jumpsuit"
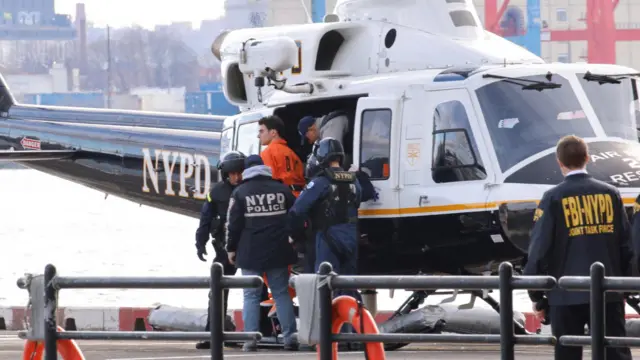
[259,139,305,308]
[260,138,306,197]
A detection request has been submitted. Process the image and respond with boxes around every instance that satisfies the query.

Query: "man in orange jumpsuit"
[256,115,303,322]
[258,115,306,197]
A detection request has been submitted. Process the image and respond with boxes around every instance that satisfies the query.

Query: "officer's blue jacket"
[289,167,363,264]
[225,164,298,272]
[355,170,377,203]
[523,172,634,306]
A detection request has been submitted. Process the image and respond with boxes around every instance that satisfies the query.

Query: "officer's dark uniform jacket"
[289,166,362,266]
[225,164,298,272]
[195,180,235,259]
[305,143,375,204]
[630,195,640,260]
[523,172,634,306]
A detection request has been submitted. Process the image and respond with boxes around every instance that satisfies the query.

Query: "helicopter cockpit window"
[576,74,638,141]
[236,121,261,156]
[221,128,233,154]
[476,74,596,172]
[360,109,392,180]
[432,100,487,183]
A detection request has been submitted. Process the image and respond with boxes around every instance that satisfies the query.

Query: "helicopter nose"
[211,30,230,61]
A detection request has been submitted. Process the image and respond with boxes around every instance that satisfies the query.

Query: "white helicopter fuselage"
[212,0,640,276]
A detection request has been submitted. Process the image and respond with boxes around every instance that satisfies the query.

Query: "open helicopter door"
[406,87,496,218]
[353,95,402,216]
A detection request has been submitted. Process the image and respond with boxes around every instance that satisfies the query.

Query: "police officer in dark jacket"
[225,155,299,352]
[630,195,640,264]
[523,135,634,360]
[297,154,324,273]
[193,150,246,350]
[298,115,376,203]
[290,138,363,348]
[289,137,362,280]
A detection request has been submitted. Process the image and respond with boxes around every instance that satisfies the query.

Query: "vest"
[311,168,358,232]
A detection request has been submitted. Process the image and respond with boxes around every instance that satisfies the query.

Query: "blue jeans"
[241,267,297,345]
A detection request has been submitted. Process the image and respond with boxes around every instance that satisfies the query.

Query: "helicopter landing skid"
[378,285,532,351]
[626,294,640,314]
[386,288,528,333]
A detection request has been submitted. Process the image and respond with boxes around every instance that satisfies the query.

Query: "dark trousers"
[550,301,631,360]
[204,253,237,332]
[315,234,360,334]
[300,220,316,274]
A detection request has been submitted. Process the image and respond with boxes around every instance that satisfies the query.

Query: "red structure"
[484,0,640,64]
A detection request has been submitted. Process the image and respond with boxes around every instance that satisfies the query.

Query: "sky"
[54,0,226,29]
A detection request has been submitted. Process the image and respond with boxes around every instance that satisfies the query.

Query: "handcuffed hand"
[532,302,545,321]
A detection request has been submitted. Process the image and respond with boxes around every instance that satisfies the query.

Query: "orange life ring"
[318,295,386,360]
[23,326,86,360]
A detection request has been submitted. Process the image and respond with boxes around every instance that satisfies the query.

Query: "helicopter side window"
[432,100,487,184]
[360,109,392,180]
[236,121,261,156]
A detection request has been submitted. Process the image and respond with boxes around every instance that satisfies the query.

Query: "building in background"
[0,0,75,40]
[224,0,270,29]
[6,0,640,117]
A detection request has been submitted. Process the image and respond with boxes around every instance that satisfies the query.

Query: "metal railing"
[313,261,640,360]
[18,262,263,360]
[17,260,640,360]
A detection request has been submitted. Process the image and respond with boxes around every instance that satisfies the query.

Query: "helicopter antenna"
[298,0,313,23]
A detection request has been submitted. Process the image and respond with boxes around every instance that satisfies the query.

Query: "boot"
[195,341,210,350]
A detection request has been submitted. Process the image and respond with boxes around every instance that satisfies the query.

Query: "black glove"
[196,244,207,262]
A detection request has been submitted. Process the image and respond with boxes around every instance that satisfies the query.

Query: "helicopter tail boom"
[0,72,227,132]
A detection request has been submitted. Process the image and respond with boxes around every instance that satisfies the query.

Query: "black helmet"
[315,137,344,168]
[305,153,323,180]
[217,151,246,178]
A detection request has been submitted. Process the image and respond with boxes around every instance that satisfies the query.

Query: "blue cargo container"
[22,92,105,108]
[185,92,209,114]
[185,91,239,116]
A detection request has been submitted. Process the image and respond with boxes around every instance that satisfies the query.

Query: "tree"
[83,26,199,92]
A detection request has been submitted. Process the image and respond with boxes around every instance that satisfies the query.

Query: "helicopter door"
[353,96,402,216]
[414,88,496,215]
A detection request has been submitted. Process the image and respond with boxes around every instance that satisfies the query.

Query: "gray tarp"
[147,305,236,332]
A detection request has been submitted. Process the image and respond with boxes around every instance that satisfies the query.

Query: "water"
[0,169,590,314]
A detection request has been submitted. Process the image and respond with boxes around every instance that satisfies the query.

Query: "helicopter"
[3,0,640,349]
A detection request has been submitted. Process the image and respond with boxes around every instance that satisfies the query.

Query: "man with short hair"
[298,110,349,164]
[258,115,306,197]
[298,110,350,145]
[226,155,299,352]
[523,135,634,360]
